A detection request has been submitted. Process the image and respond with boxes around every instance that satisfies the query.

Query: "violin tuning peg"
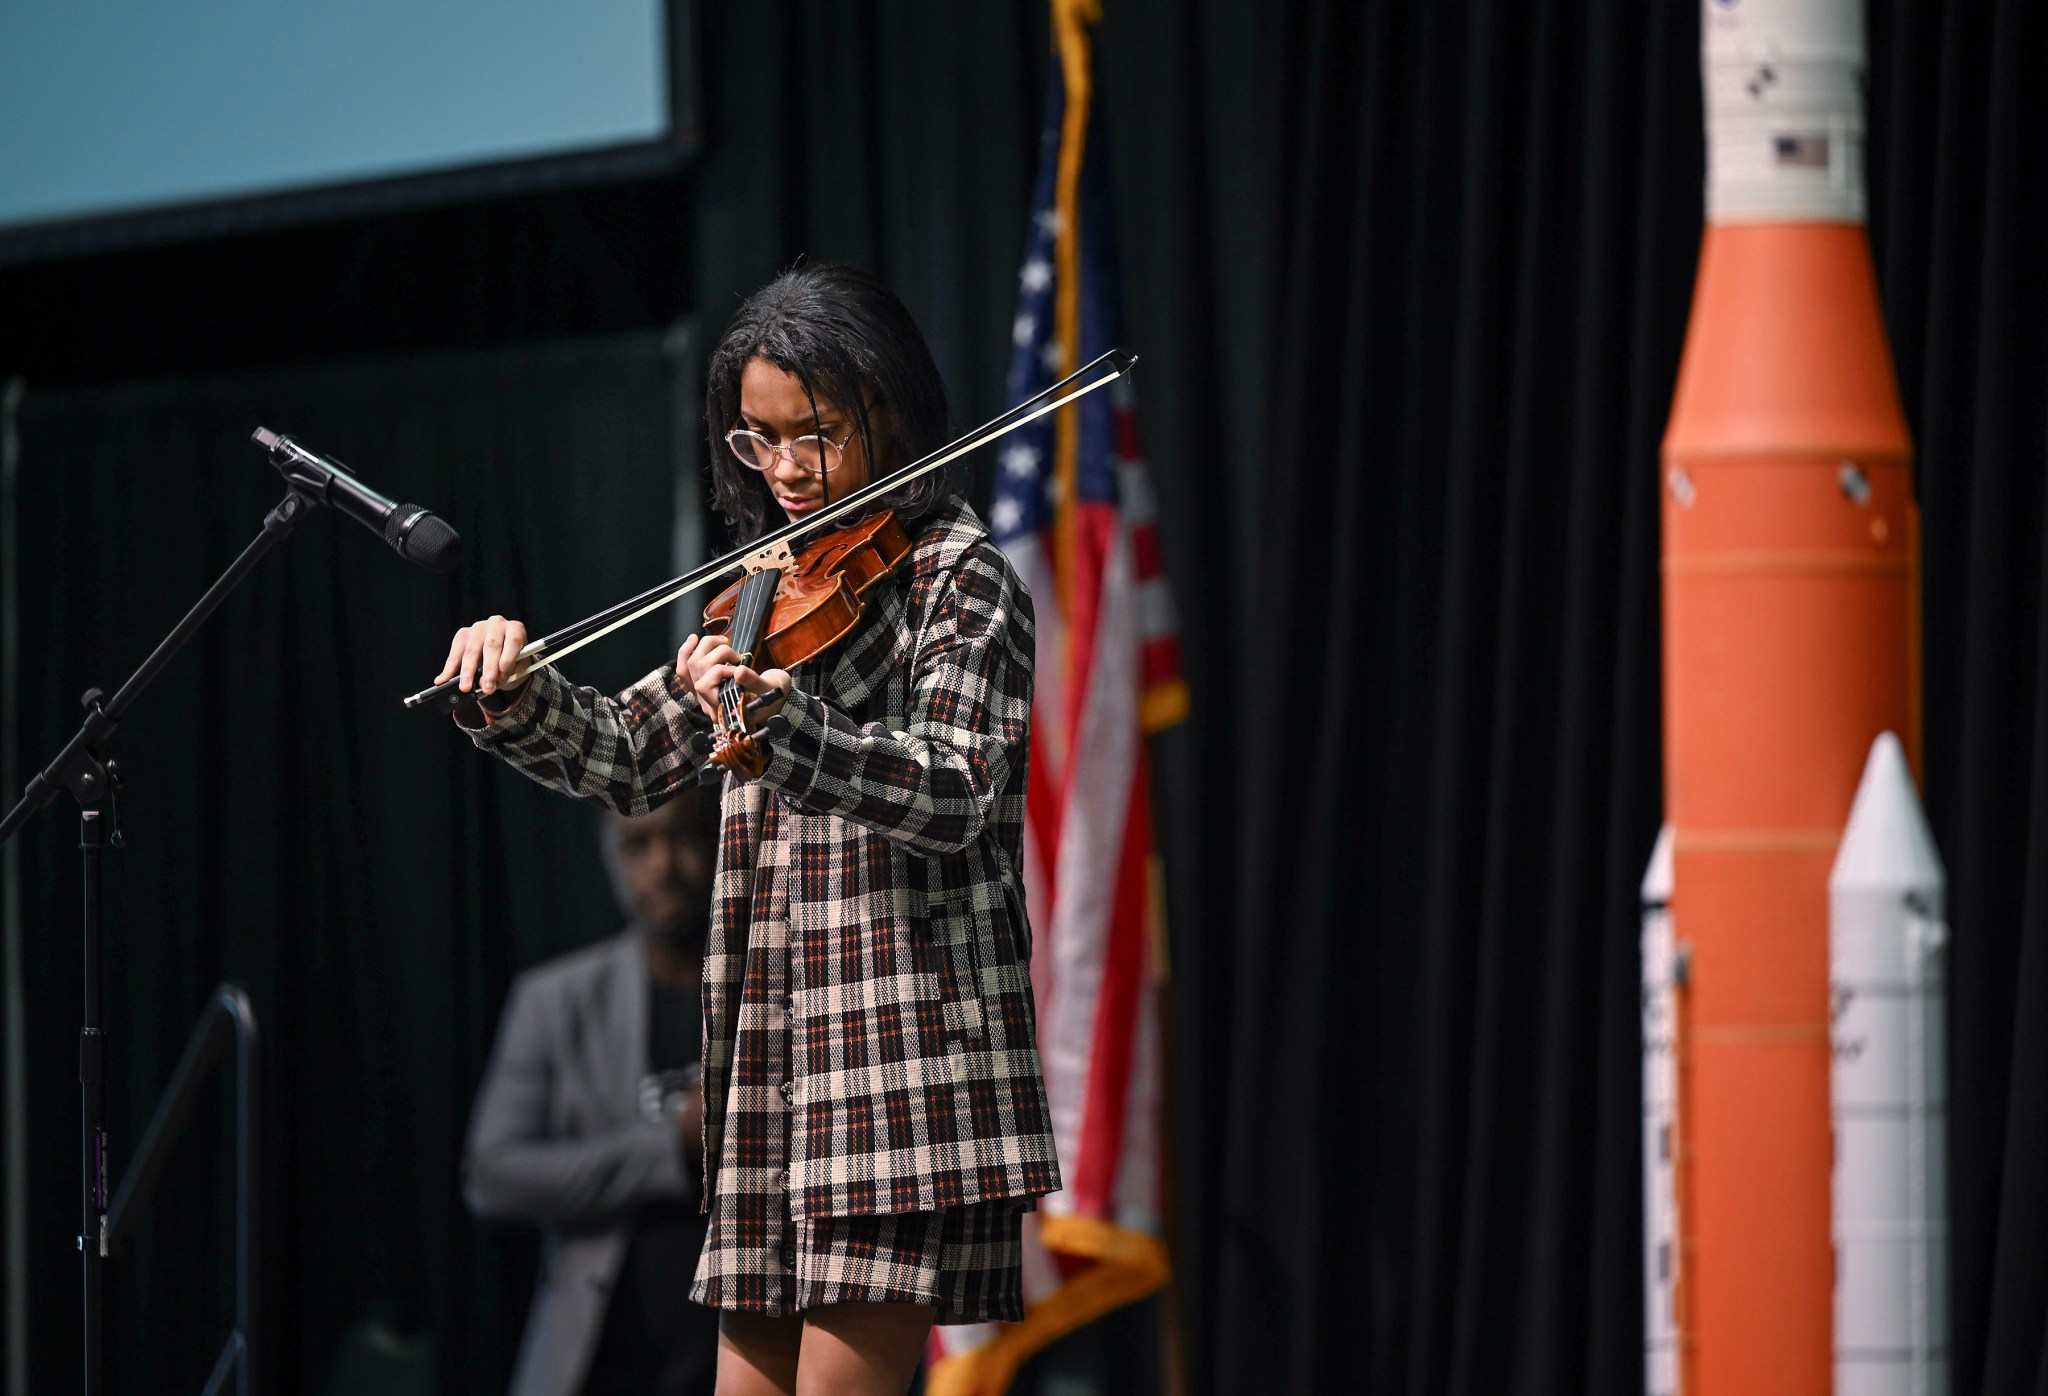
[763,715,791,741]
[683,730,712,760]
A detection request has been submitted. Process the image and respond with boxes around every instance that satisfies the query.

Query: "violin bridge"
[742,540,796,575]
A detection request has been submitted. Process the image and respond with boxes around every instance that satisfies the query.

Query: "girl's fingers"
[437,628,468,683]
[697,663,751,718]
[694,677,724,720]
[478,616,504,692]
[495,622,525,690]
[438,618,527,693]
[458,629,486,691]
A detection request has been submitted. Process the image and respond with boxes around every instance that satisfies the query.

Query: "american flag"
[928,7,1186,1390]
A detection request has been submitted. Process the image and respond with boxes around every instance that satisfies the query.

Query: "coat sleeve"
[756,540,1033,857]
[463,662,713,816]
[462,973,695,1225]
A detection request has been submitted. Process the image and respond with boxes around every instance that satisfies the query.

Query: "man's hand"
[674,1083,704,1160]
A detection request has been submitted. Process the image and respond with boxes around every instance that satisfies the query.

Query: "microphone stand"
[0,479,320,1395]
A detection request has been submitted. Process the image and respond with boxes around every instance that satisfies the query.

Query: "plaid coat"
[467,498,1061,1219]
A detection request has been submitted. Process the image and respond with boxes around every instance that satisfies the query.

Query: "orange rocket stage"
[1662,218,1920,1396]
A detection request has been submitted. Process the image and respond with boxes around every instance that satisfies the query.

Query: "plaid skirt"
[690,1194,1026,1324]
[689,801,1026,1324]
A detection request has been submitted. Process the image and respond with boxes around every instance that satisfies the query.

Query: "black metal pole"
[79,806,105,1396]
[0,487,313,1396]
[233,987,258,1396]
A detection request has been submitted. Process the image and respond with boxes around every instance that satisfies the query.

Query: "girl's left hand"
[678,633,792,724]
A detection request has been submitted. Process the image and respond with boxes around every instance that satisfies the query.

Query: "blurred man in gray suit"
[465,787,721,1396]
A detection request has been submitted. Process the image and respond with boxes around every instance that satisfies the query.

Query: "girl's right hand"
[438,615,530,697]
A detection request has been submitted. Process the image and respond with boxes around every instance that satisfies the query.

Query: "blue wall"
[0,2,666,228]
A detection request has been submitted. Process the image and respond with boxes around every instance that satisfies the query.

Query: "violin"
[404,349,1137,773]
[696,510,913,779]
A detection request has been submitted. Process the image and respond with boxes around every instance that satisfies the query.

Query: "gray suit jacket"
[464,931,701,1396]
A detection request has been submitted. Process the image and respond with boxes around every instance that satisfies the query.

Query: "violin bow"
[404,347,1136,711]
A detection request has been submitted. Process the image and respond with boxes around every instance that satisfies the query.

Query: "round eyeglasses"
[724,425,855,475]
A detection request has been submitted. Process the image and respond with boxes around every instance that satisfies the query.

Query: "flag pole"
[1050,0,1100,631]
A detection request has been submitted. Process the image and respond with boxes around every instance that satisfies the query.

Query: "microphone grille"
[388,507,464,574]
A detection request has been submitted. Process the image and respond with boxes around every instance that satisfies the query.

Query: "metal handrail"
[106,984,260,1396]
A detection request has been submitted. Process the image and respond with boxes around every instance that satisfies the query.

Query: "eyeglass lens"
[730,431,838,473]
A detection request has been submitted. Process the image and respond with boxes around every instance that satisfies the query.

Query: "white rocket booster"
[1642,824,1679,1396]
[1830,733,1949,1396]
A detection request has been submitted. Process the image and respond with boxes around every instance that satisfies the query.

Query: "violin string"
[514,355,1131,678]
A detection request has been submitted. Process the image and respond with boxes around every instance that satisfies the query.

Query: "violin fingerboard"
[727,567,784,663]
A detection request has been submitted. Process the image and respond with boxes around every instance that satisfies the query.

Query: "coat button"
[779,1080,794,1105]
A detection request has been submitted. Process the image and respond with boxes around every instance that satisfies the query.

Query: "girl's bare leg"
[717,1311,804,1396]
[794,1301,937,1396]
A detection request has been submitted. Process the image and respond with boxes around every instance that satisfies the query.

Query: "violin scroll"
[704,689,776,781]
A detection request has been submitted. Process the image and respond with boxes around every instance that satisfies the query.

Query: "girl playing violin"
[438,262,1058,1396]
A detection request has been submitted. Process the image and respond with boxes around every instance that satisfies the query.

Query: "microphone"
[250,428,463,573]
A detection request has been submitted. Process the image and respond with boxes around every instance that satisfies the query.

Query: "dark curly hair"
[704,263,952,544]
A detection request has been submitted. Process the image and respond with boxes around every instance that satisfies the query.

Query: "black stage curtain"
[4,3,2047,1393]
[1871,4,2048,1393]
[11,333,688,1392]
[1172,2,2048,1394]
[1179,4,1694,1390]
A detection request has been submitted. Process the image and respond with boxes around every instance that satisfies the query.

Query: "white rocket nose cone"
[1831,732,1945,894]
[1643,822,1674,903]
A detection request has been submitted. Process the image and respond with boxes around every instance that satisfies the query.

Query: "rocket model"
[1659,0,1926,1392]
[1831,734,1948,1395]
